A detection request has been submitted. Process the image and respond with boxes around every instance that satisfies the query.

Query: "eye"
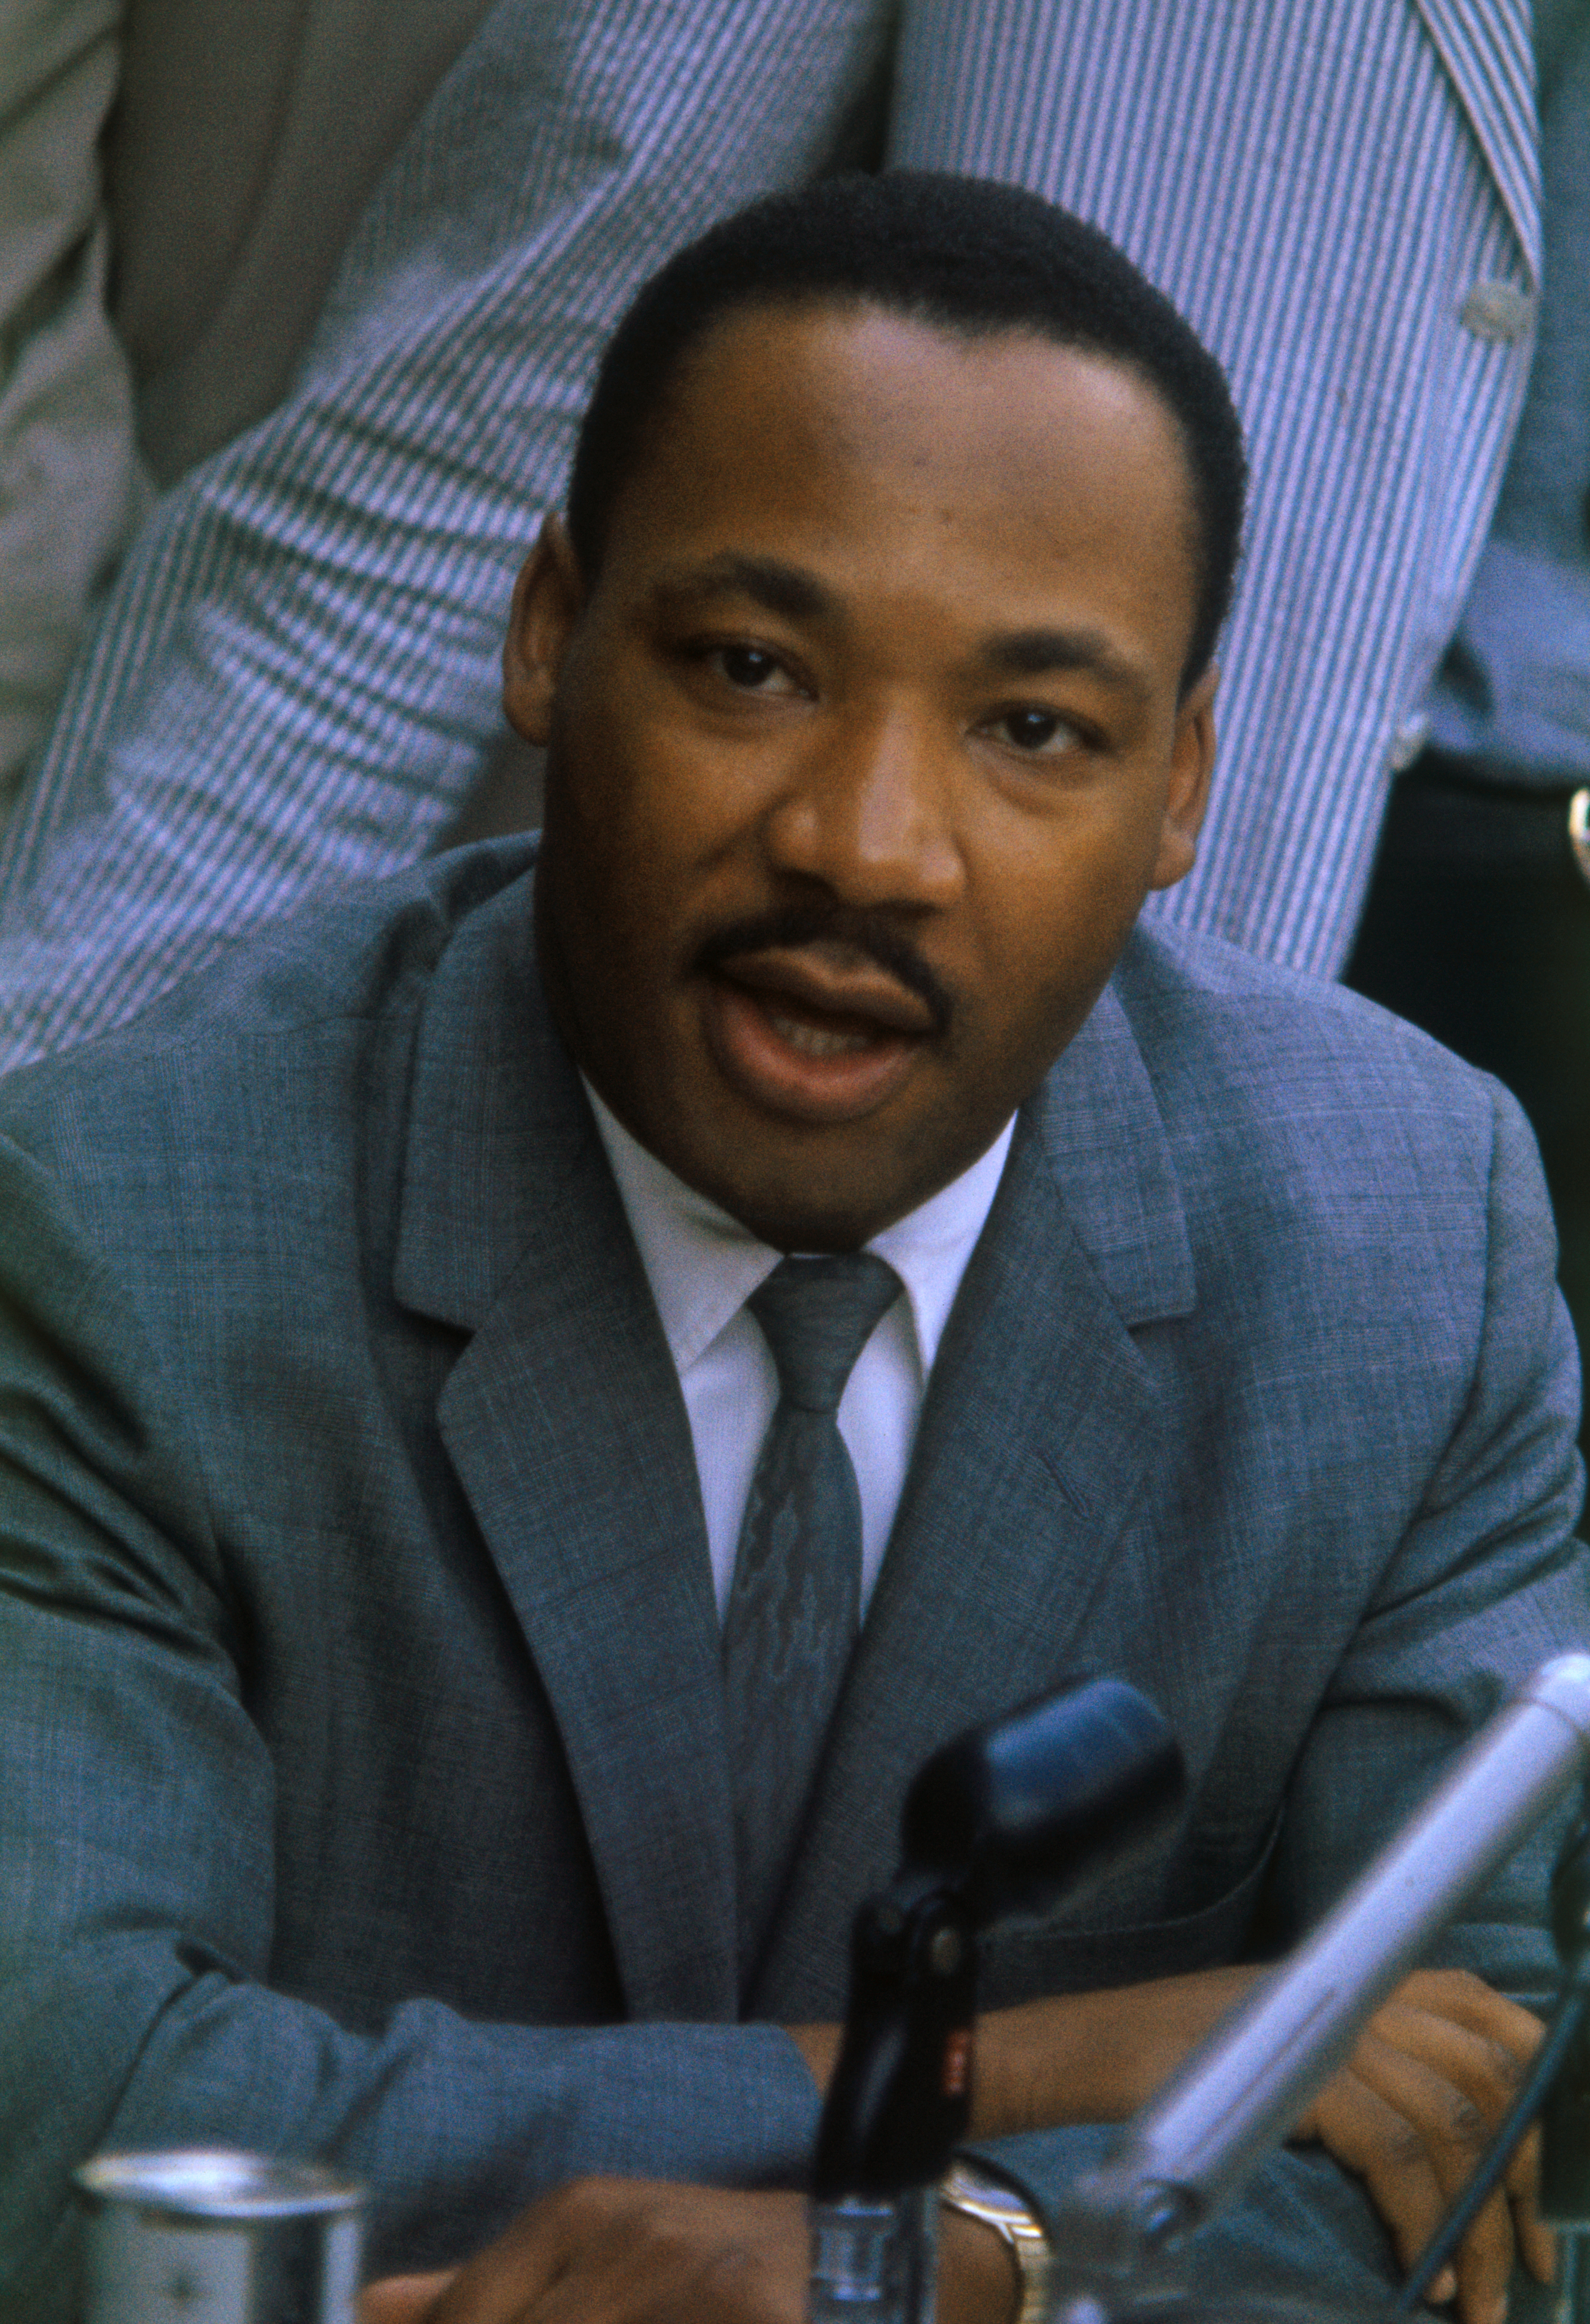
[983,706,1082,755]
[710,644,801,694]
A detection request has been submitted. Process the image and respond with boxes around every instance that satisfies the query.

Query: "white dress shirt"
[588,1085,1014,1618]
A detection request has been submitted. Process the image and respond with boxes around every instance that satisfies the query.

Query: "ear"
[502,512,585,745]
[1148,663,1217,891]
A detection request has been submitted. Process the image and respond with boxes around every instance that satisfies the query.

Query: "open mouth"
[701,942,939,1124]
[761,1008,877,1059]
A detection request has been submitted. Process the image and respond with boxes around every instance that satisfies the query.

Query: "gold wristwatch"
[940,2161,1053,2324]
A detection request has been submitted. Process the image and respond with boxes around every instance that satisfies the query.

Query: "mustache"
[694,904,955,1038]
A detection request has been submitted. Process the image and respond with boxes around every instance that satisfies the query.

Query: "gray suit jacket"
[0,839,1584,2318]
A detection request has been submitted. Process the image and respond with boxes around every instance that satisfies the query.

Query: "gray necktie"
[723,1251,902,1993]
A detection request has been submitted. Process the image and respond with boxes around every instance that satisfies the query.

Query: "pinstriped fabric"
[0,0,895,1060]
[1415,0,1541,269]
[891,0,1539,972]
[0,0,1539,1064]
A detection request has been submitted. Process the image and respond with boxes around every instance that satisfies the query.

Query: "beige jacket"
[0,0,490,812]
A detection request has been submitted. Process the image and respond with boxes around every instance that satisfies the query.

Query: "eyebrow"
[647,554,834,623]
[649,560,1156,703]
[978,628,1153,703]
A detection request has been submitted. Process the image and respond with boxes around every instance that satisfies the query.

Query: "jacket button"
[1459,280,1536,342]
[1390,716,1429,772]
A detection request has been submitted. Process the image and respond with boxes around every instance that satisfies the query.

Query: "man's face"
[509,303,1217,1250]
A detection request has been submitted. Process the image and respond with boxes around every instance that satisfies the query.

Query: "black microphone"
[814,1676,1184,2199]
[903,1676,1189,1929]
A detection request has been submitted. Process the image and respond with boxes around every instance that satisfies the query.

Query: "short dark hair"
[564,171,1247,693]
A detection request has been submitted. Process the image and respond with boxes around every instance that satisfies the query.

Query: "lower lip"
[701,979,925,1124]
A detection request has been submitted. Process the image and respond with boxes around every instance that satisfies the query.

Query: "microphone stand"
[807,1871,975,2324]
[1046,1655,1590,2319]
[807,1676,1186,2324]
[1537,1817,1590,2324]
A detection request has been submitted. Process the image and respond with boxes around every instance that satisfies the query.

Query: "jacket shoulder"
[1111,920,1512,1148]
[0,839,537,1152]
[1099,920,1548,1312]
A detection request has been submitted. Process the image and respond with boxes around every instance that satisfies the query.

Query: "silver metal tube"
[1055,1655,1590,2279]
[809,2189,938,2324]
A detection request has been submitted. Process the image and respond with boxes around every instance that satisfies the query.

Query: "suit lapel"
[754,976,1197,2018]
[1412,0,1541,279]
[392,879,1199,2028]
[394,867,739,2023]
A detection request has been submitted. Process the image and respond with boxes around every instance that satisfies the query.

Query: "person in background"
[1347,0,1590,1440]
[0,0,493,812]
[0,1,1545,1085]
[0,0,137,821]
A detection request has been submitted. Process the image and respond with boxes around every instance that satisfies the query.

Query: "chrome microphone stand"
[1046,1655,1590,2322]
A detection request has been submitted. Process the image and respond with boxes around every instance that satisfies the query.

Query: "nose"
[762,706,965,910]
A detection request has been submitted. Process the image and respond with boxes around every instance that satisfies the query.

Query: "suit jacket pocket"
[978,1815,1284,2005]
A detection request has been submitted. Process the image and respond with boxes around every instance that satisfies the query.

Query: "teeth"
[767,1010,873,1058]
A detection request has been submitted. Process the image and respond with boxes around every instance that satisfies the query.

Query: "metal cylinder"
[808,2187,937,2324]
[74,2150,365,2324]
[1068,1653,1590,2252]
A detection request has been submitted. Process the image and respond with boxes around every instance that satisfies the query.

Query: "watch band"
[940,2161,1053,2324]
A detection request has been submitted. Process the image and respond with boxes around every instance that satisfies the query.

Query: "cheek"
[546,731,682,920]
[559,701,748,873]
[970,848,1145,1042]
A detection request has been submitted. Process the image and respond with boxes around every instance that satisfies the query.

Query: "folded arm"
[0,1127,827,2319]
[356,1964,1551,2324]
[360,1084,1590,2324]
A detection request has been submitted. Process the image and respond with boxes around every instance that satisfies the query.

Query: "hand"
[795,1962,1551,2322]
[358,2178,1018,2324]
[359,2180,806,2324]
[1291,1968,1552,2324]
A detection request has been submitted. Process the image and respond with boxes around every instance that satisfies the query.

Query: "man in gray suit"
[0,177,1583,2324]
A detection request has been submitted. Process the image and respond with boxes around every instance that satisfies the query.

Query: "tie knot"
[748,1252,902,1414]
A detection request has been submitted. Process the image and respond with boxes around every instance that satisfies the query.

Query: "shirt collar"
[586,1081,1014,1379]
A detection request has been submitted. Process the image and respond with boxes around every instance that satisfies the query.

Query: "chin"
[730,1201,884,1256]
[700,1146,929,1255]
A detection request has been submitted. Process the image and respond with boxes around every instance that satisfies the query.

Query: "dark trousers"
[1345,752,1590,1453]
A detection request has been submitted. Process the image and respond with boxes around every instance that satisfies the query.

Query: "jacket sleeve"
[1262,1075,1588,2007]
[0,1124,822,2321]
[0,0,890,1075]
[969,1079,1588,2308]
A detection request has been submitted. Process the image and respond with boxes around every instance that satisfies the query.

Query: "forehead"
[598,304,1200,665]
